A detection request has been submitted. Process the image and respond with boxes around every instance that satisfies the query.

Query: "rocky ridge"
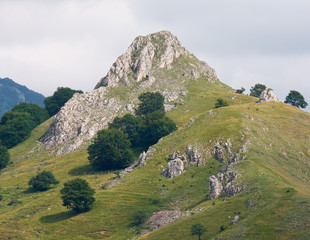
[41,31,218,155]
[259,88,280,103]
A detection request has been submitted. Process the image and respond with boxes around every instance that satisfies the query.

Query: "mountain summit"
[41,31,218,155]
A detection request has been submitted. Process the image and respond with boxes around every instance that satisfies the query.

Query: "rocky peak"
[41,31,218,155]
[95,31,189,88]
[259,88,280,103]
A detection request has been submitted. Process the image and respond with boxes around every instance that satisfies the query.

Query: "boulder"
[163,158,184,178]
[259,89,280,103]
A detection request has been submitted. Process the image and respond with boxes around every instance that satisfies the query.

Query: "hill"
[0,31,309,240]
[0,78,45,116]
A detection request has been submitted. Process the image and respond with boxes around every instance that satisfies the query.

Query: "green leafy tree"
[0,102,49,148]
[191,223,206,240]
[0,145,10,169]
[44,87,83,116]
[284,90,308,109]
[0,112,33,148]
[88,128,134,171]
[10,102,49,127]
[140,111,177,149]
[214,98,229,108]
[28,171,59,191]
[135,92,165,117]
[60,178,95,212]
[250,84,267,97]
[108,114,143,147]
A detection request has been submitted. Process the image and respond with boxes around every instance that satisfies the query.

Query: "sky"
[0,0,310,109]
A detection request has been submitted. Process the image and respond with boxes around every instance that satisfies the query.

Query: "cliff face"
[40,31,218,155]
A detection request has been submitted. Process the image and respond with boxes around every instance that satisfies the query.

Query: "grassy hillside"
[1,77,310,239]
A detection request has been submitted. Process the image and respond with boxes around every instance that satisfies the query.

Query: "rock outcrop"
[41,31,218,155]
[259,89,280,103]
[208,140,250,200]
[162,158,184,179]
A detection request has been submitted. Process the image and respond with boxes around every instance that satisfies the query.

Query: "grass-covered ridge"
[1,77,310,239]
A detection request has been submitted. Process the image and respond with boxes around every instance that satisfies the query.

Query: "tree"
[108,114,143,147]
[284,90,308,109]
[191,223,206,240]
[28,171,59,191]
[135,92,165,117]
[250,84,267,97]
[60,178,95,212]
[0,103,49,149]
[0,145,10,169]
[236,87,245,94]
[10,102,49,127]
[132,211,147,226]
[214,98,229,108]
[0,112,33,148]
[44,87,83,116]
[88,128,134,171]
[140,111,177,149]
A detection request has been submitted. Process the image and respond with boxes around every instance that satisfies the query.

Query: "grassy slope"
[0,78,310,239]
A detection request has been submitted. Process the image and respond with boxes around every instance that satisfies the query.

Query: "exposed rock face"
[185,144,203,166]
[162,158,184,179]
[259,89,280,103]
[41,31,218,155]
[208,140,250,200]
[144,210,183,231]
[232,215,240,225]
[208,175,223,199]
[95,31,214,88]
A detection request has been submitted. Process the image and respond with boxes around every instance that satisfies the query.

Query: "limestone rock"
[212,142,226,162]
[41,31,218,155]
[163,158,184,179]
[259,89,280,103]
[144,210,183,231]
[232,215,240,225]
[208,175,223,199]
[185,144,203,166]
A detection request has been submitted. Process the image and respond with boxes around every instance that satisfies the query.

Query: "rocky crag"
[41,31,218,155]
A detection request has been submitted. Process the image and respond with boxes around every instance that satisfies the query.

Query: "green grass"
[1,78,310,239]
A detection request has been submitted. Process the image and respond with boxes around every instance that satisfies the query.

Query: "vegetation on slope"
[0,77,309,240]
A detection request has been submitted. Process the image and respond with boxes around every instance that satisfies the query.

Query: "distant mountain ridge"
[0,78,45,117]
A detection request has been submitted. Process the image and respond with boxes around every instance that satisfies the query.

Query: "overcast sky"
[1,0,309,109]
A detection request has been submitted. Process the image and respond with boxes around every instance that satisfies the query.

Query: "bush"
[250,84,267,97]
[44,87,83,116]
[60,178,95,212]
[132,211,147,226]
[88,128,134,171]
[284,90,308,109]
[236,87,245,94]
[135,92,165,117]
[214,98,229,108]
[0,145,10,169]
[28,171,59,191]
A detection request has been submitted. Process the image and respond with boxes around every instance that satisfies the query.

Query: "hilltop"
[0,31,309,240]
[0,78,45,117]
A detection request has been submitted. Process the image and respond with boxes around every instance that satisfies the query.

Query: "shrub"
[60,178,95,212]
[214,98,229,108]
[284,90,308,109]
[88,128,134,171]
[132,211,147,226]
[236,87,245,94]
[44,87,83,116]
[28,171,59,191]
[0,145,10,169]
